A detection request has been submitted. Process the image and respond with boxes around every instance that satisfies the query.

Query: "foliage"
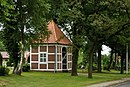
[0,0,14,23]
[1,0,130,78]
[82,0,130,47]
[22,63,30,72]
[0,41,6,51]
[80,0,130,78]
[105,28,130,54]
[14,0,50,75]
[104,23,130,73]
[51,0,86,76]
[102,55,110,70]
[0,0,20,74]
[6,61,13,67]
[47,0,130,77]
[15,0,51,43]
[0,66,10,76]
[1,0,51,75]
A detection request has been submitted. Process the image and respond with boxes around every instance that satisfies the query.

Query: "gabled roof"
[38,20,71,45]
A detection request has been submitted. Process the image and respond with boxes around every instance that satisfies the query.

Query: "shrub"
[6,61,13,67]
[0,66,10,76]
[22,63,30,72]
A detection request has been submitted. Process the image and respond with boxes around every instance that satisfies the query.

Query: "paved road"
[86,78,130,87]
[112,81,130,87]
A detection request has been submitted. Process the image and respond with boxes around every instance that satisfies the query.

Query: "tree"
[15,0,50,75]
[49,0,85,76]
[1,1,20,73]
[81,0,130,78]
[0,53,2,66]
[0,0,19,72]
[1,0,50,75]
[105,26,130,73]
[0,41,6,51]
[97,45,102,73]
[59,1,85,76]
[2,27,20,74]
[0,0,14,23]
[107,49,114,71]
[49,0,130,77]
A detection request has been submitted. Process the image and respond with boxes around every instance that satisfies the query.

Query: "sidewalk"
[86,78,130,87]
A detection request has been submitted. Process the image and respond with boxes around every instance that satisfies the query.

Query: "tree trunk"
[88,42,97,78]
[13,51,19,74]
[114,52,117,70]
[13,0,25,75]
[16,20,25,75]
[71,23,81,76]
[18,43,25,75]
[107,49,113,71]
[13,37,25,75]
[97,45,102,73]
[0,53,2,66]
[120,53,125,74]
[71,45,80,76]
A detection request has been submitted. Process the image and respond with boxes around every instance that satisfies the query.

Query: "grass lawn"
[0,71,130,87]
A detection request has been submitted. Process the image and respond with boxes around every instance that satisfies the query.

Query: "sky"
[101,45,111,55]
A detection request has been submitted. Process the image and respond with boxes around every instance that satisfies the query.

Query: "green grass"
[0,71,130,87]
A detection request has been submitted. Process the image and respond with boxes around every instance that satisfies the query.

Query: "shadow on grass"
[78,69,129,75]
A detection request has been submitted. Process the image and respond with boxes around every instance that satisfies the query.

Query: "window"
[39,53,47,63]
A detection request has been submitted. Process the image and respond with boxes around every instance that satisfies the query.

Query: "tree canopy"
[1,0,130,78]
[0,0,51,75]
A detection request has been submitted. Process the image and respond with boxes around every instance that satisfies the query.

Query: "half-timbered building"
[30,20,72,72]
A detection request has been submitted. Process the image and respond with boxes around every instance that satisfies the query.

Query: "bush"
[6,61,13,67]
[92,66,97,71]
[103,65,108,70]
[0,66,10,76]
[22,63,30,72]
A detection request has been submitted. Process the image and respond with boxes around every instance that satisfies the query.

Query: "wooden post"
[126,44,128,74]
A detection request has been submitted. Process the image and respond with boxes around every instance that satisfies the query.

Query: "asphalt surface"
[86,78,130,87]
[112,81,130,87]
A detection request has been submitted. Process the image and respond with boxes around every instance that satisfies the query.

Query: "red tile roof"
[35,20,71,45]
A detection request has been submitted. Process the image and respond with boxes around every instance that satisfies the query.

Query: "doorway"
[62,47,67,72]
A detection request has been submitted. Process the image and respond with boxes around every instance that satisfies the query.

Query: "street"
[112,81,130,87]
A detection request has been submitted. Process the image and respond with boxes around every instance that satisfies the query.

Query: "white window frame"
[39,52,48,64]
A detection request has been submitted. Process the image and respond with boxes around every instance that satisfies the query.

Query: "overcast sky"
[101,45,111,55]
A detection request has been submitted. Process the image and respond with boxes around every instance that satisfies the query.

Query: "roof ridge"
[51,20,58,41]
